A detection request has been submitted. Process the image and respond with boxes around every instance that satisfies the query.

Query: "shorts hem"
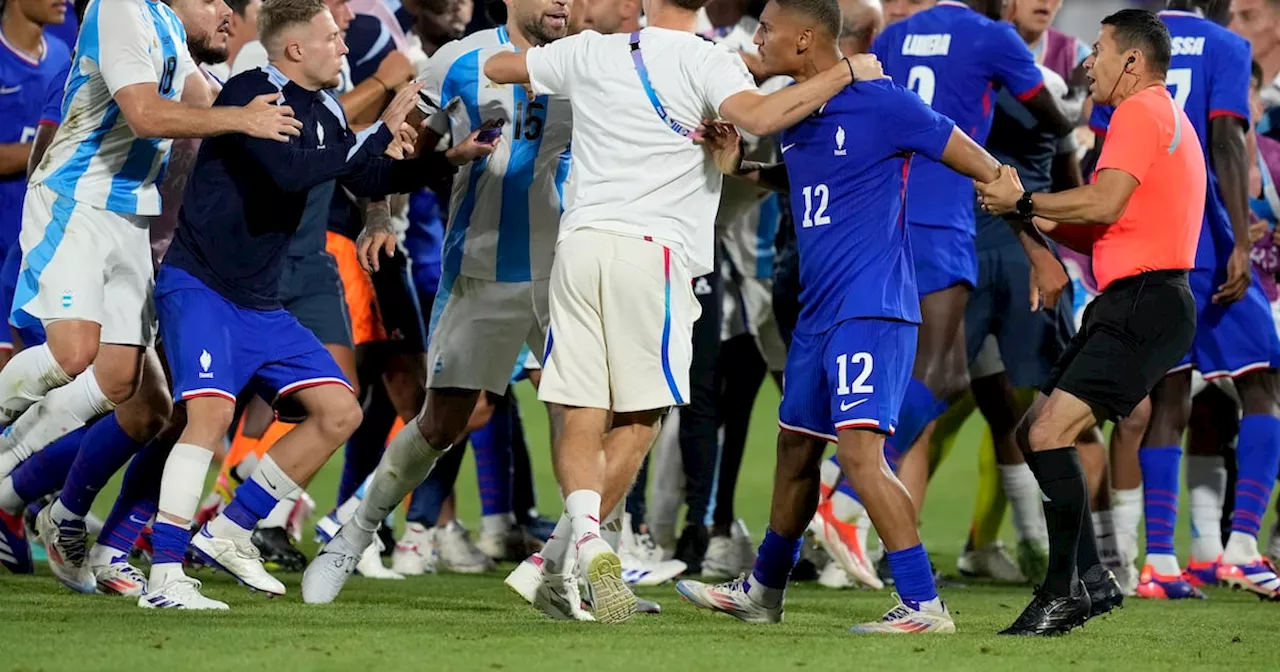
[1201,362,1276,381]
[275,377,354,400]
[1050,381,1135,421]
[536,390,610,411]
[180,388,237,403]
[778,420,836,443]
[427,379,510,396]
[834,419,893,435]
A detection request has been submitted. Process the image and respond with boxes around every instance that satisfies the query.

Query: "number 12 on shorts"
[836,352,874,395]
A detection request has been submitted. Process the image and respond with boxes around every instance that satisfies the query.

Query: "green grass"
[0,382,1276,671]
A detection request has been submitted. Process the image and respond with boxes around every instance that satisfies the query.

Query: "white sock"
[1000,463,1048,545]
[600,499,625,551]
[353,421,446,532]
[1187,455,1227,563]
[88,542,125,567]
[1111,487,1143,560]
[820,456,842,493]
[1146,553,1182,576]
[1223,530,1262,565]
[4,368,116,469]
[830,488,864,524]
[234,453,260,483]
[1092,510,1122,571]
[746,574,785,608]
[149,562,186,588]
[481,512,516,538]
[565,489,602,545]
[334,485,367,524]
[0,344,72,426]
[541,514,573,575]
[0,476,21,515]
[856,512,872,555]
[260,490,300,529]
[49,498,79,526]
[156,443,216,525]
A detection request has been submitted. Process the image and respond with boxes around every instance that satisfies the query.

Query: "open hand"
[240,92,303,141]
[694,121,742,176]
[356,201,397,273]
[379,82,425,135]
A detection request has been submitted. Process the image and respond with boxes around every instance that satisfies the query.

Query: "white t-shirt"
[526,27,756,276]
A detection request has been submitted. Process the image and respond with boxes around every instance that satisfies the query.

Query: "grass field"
[1,382,1277,672]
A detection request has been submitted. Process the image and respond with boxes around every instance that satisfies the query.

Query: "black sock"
[1024,447,1087,597]
[1076,501,1103,579]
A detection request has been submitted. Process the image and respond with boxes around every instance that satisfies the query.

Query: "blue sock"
[1139,445,1182,556]
[750,529,803,589]
[59,414,146,518]
[887,544,938,606]
[151,520,190,566]
[405,442,466,526]
[222,479,281,533]
[97,440,170,553]
[472,397,513,517]
[1232,415,1280,538]
[10,426,87,502]
[891,379,946,455]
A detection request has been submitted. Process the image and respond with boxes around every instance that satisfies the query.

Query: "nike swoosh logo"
[781,143,795,153]
[128,515,149,525]
[0,86,20,95]
[839,398,867,412]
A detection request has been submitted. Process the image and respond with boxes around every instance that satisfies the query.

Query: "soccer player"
[140,0,492,609]
[204,0,261,82]
[302,0,577,606]
[881,0,929,26]
[866,0,1074,522]
[977,8,1201,635]
[675,0,1066,633]
[1090,0,1280,601]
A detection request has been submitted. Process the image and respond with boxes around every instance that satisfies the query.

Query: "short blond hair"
[258,0,327,52]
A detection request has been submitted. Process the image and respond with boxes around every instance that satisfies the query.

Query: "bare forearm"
[728,66,850,137]
[737,160,789,192]
[1029,185,1119,225]
[940,128,999,183]
[1210,119,1251,250]
[340,80,391,126]
[130,98,246,139]
[0,143,32,177]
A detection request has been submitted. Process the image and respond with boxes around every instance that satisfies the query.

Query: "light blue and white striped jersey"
[31,0,196,216]
[417,26,572,283]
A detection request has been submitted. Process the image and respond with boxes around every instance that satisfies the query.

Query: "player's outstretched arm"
[114,84,303,141]
[695,121,789,191]
[484,51,531,85]
[978,166,1137,226]
[1209,115,1252,304]
[718,55,880,138]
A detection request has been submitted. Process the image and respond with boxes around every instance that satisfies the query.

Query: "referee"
[976,9,1202,637]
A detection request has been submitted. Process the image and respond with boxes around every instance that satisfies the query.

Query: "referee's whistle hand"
[240,93,303,142]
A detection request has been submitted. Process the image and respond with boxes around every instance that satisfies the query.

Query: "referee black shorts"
[1042,269,1195,420]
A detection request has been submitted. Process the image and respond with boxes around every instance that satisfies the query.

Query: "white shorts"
[15,183,156,347]
[969,334,1005,380]
[426,274,549,395]
[721,270,787,372]
[538,229,701,413]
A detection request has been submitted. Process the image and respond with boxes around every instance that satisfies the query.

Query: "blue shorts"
[965,245,1075,388]
[1172,269,1280,379]
[155,266,353,420]
[778,318,917,441]
[0,243,45,348]
[910,223,977,297]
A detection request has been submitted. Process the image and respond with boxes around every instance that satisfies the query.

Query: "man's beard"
[189,33,228,65]
[521,14,566,46]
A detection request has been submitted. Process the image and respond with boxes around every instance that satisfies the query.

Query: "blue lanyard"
[629,32,697,138]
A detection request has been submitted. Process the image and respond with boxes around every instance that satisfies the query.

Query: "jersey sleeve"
[987,22,1044,102]
[527,32,594,97]
[416,42,462,136]
[1095,98,1161,184]
[700,47,756,115]
[1089,104,1113,136]
[40,62,70,125]
[97,7,161,94]
[1208,36,1252,123]
[889,84,956,161]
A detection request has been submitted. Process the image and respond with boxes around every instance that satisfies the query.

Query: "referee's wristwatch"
[1015,191,1035,219]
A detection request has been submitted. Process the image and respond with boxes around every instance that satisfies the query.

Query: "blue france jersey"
[783,80,955,333]
[1089,10,1250,272]
[416,26,572,283]
[0,34,70,252]
[31,0,197,216]
[873,0,1043,233]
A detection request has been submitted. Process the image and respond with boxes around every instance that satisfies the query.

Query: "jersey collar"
[934,1,971,10]
[0,28,45,67]
[1158,9,1204,19]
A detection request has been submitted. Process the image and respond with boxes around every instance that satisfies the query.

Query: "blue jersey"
[781,79,955,333]
[0,33,70,252]
[1089,10,1250,272]
[872,0,1043,233]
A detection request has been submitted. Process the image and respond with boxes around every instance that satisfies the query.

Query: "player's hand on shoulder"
[845,54,886,83]
[975,164,1023,216]
[694,121,743,176]
[240,92,304,142]
[446,126,501,166]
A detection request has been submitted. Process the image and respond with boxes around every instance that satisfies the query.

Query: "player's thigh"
[154,267,255,410]
[427,275,537,396]
[254,309,357,427]
[823,318,917,437]
[602,236,701,414]
[1187,270,1280,381]
[100,213,155,348]
[538,233,609,410]
[13,184,109,334]
[777,329,836,443]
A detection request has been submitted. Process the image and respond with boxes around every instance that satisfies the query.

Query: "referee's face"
[1083,26,1125,106]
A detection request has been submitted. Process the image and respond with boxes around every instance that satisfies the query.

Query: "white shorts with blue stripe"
[14,183,156,347]
[538,229,701,413]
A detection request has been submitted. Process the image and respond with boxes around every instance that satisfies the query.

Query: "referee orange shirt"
[1091,85,1206,290]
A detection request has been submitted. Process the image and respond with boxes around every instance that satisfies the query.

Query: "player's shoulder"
[43,34,71,65]
[217,68,278,106]
[151,0,187,38]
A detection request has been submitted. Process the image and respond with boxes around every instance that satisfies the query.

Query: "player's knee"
[183,401,237,446]
[835,441,882,478]
[316,392,362,443]
[1026,415,1072,452]
[46,336,98,379]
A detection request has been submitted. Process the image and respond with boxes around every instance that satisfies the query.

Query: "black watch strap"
[1016,191,1034,218]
